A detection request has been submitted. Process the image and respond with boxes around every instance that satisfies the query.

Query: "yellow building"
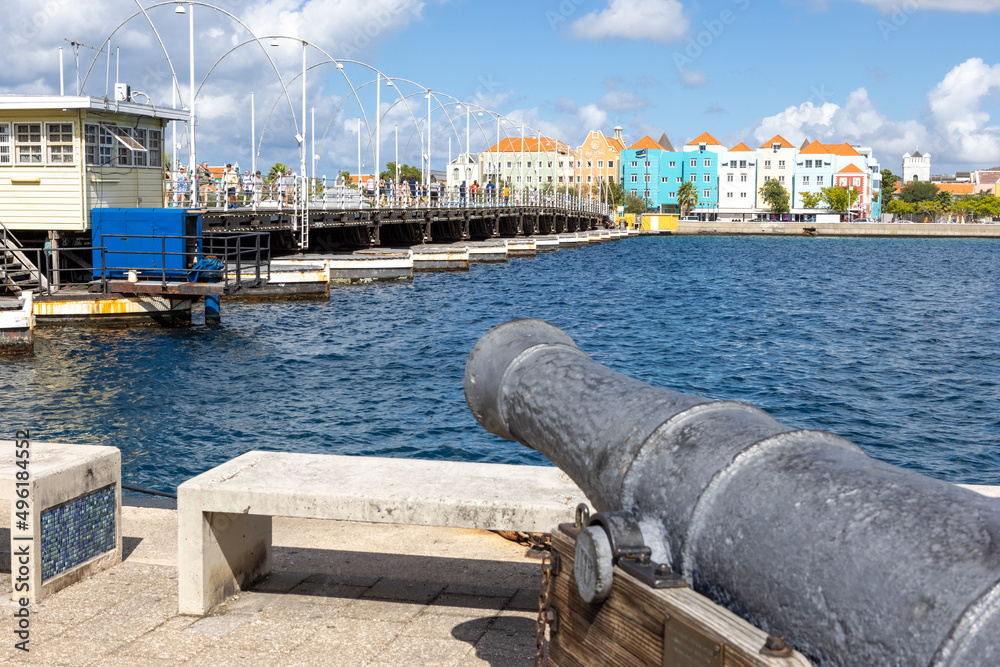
[0,95,186,232]
[575,127,626,199]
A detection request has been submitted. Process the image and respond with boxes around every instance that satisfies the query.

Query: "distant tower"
[902,149,931,183]
[613,126,623,143]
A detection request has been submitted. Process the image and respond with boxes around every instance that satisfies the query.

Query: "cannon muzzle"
[465,318,1000,666]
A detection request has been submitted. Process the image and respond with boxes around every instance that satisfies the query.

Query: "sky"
[2,0,999,176]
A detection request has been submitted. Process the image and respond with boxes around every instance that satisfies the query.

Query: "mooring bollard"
[464,318,1000,666]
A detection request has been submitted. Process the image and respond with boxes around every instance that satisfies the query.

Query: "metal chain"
[535,553,553,667]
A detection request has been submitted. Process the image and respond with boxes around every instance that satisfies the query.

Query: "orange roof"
[824,143,862,157]
[837,163,864,174]
[759,135,795,149]
[628,135,664,151]
[936,183,975,195]
[486,137,571,153]
[728,142,753,152]
[799,140,831,155]
[687,132,724,146]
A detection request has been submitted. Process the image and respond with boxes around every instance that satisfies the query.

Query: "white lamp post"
[174,3,197,205]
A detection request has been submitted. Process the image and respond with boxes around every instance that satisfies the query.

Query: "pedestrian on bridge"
[224,164,240,209]
[471,180,479,204]
[252,171,263,209]
[408,178,417,206]
[486,180,495,204]
[175,168,189,207]
[459,180,467,206]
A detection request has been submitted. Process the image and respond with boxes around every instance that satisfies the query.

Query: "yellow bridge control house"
[0,95,187,234]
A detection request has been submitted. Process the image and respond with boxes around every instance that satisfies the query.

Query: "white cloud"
[678,70,708,88]
[751,59,1000,170]
[598,90,651,113]
[570,0,689,43]
[0,0,428,171]
[928,58,1000,163]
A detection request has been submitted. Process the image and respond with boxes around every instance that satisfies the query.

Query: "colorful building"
[478,137,575,193]
[718,142,756,213]
[682,132,724,213]
[575,127,626,199]
[621,135,667,210]
[755,135,797,207]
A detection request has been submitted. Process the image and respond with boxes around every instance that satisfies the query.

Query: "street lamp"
[174,3,197,205]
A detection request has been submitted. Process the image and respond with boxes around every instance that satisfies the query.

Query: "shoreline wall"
[673,221,1000,238]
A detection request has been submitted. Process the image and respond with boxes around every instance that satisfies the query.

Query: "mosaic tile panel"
[40,485,117,581]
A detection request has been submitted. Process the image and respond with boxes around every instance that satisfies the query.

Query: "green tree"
[759,179,791,214]
[898,180,940,203]
[937,190,953,208]
[975,194,1000,219]
[676,181,699,216]
[381,162,421,182]
[338,169,355,188]
[800,191,824,209]
[880,169,898,209]
[821,185,860,212]
[603,180,627,207]
[268,162,289,180]
[624,192,646,214]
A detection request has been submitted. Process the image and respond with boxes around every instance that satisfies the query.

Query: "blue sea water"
[2,235,999,493]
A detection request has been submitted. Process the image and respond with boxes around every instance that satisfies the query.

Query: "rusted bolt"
[765,635,787,651]
[761,634,793,657]
[655,563,672,576]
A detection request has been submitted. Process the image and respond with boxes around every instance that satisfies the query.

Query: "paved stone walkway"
[1,499,544,666]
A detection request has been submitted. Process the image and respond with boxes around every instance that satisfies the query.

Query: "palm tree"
[677,181,699,216]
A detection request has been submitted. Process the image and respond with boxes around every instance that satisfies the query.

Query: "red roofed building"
[834,163,869,217]
[719,141,757,214]
[478,135,575,192]
[755,135,798,203]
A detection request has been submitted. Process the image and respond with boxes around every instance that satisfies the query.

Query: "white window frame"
[690,158,697,168]
[703,158,711,167]
[631,174,637,183]
[703,174,711,183]
[703,189,710,198]
[14,123,43,164]
[0,123,10,165]
[669,161,676,168]
[45,122,76,165]
[817,176,825,186]
[779,160,786,169]
[802,176,810,185]
[689,174,696,183]
[764,160,771,169]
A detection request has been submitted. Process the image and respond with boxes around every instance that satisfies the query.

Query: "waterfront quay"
[0,497,546,666]
[673,219,1000,237]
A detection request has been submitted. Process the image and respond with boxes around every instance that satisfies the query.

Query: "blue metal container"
[91,208,202,279]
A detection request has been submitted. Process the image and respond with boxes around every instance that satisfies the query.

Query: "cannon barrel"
[464,319,1000,666]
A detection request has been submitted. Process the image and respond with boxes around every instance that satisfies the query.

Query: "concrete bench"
[178,451,587,615]
[1,440,121,602]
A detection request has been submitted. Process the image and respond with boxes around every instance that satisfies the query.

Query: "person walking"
[197,161,212,207]
[365,175,376,204]
[242,170,253,205]
[252,170,263,209]
[408,177,417,206]
[470,180,479,204]
[486,179,495,204]
[174,168,189,207]
[224,164,240,209]
[459,180,467,206]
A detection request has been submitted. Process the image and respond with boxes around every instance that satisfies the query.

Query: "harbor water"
[2,235,999,493]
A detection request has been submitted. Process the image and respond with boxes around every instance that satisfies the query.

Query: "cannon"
[464,319,1000,666]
